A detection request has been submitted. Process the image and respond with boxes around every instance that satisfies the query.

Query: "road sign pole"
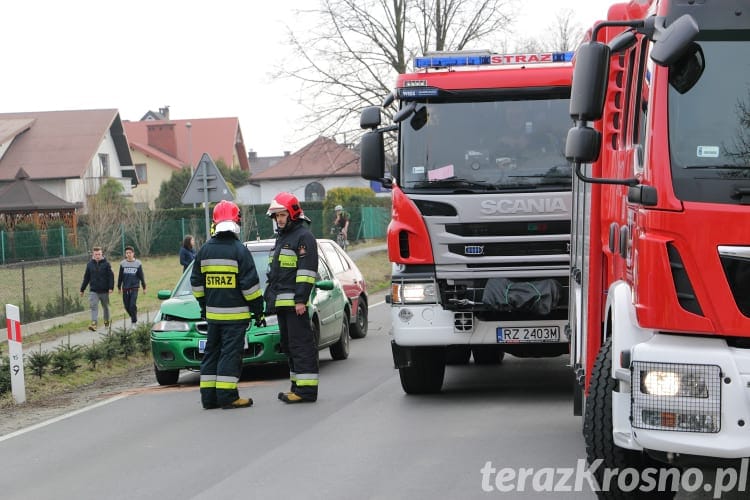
[203,159,210,240]
[6,304,26,404]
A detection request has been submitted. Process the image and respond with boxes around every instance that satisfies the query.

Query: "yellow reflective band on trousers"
[206,306,251,321]
[216,375,239,390]
[200,375,217,389]
[295,373,319,386]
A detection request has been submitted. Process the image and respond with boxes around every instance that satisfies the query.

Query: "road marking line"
[0,393,130,443]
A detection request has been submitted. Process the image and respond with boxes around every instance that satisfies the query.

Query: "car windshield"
[400,97,572,192]
[669,36,750,203]
[172,249,270,297]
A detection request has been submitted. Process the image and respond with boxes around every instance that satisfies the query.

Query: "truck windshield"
[400,98,572,192]
[669,37,750,203]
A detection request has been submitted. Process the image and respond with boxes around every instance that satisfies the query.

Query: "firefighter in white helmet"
[191,200,264,409]
[265,192,320,403]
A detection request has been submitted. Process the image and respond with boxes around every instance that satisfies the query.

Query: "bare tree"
[278,0,519,146]
[81,180,132,255]
[126,207,164,257]
[545,9,585,52]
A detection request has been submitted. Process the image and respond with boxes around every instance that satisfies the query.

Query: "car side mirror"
[157,290,172,300]
[315,280,335,291]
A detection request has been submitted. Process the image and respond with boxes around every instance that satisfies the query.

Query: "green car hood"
[160,295,202,320]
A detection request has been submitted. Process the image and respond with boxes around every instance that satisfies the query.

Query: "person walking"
[265,192,320,404]
[179,235,196,271]
[80,246,115,331]
[117,245,146,326]
[191,200,264,410]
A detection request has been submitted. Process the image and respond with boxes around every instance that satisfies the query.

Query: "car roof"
[244,238,338,252]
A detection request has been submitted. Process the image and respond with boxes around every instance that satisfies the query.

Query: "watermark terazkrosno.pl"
[480,458,748,498]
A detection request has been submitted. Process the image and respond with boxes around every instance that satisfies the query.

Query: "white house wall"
[255,176,372,205]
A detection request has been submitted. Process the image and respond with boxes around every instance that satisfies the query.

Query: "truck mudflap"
[391,341,447,369]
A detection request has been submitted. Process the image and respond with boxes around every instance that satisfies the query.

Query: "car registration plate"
[496,326,560,343]
[198,339,207,353]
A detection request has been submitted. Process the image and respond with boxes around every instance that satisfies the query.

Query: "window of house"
[99,153,110,177]
[305,182,325,201]
[135,163,148,183]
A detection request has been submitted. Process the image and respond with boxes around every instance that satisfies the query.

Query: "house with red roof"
[0,109,136,212]
[123,108,250,209]
[239,136,369,205]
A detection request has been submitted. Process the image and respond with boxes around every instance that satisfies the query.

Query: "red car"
[317,239,368,338]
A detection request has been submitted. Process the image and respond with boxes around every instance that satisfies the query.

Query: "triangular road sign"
[181,153,234,204]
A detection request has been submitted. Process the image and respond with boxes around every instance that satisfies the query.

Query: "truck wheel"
[471,346,505,365]
[583,338,676,499]
[398,348,445,394]
[154,364,179,386]
[445,345,471,365]
[349,298,368,339]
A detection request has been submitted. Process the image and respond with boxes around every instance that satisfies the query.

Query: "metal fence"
[0,206,391,263]
[0,206,391,324]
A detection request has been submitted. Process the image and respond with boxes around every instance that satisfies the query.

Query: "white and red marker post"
[6,304,26,404]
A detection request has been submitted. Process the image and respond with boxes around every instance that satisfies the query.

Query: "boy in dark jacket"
[117,246,146,326]
[80,246,115,331]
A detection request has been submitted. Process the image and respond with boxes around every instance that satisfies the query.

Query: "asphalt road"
[0,296,745,499]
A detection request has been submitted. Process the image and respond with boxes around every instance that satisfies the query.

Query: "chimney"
[283,151,291,156]
[147,123,178,158]
[158,106,170,120]
[248,150,257,161]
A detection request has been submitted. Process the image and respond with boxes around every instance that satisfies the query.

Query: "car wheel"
[154,364,179,385]
[329,315,350,360]
[350,297,368,339]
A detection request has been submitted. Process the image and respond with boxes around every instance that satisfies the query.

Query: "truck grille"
[445,221,570,237]
[440,277,569,319]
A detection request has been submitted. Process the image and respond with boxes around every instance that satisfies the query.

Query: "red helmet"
[267,192,304,221]
[213,200,241,234]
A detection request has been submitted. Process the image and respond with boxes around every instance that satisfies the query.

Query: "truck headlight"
[632,362,720,433]
[392,282,437,304]
[642,371,680,396]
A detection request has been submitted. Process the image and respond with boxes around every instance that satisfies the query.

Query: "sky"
[3,0,619,157]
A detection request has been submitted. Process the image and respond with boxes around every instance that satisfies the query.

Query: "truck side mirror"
[360,131,386,181]
[360,106,382,130]
[565,126,601,164]
[569,42,610,122]
[650,14,699,67]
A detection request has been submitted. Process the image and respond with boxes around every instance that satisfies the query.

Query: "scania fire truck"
[360,50,574,394]
[566,0,750,495]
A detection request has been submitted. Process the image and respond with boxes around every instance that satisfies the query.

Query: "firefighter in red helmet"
[191,200,264,409]
[265,192,320,403]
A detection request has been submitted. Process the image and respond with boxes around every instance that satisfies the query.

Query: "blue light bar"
[414,51,574,70]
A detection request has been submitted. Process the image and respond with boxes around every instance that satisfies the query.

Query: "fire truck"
[359,50,574,394]
[566,0,750,493]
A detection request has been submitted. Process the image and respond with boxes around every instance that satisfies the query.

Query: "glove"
[248,297,264,319]
[254,314,266,328]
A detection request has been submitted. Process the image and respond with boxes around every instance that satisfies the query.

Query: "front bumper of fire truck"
[615,333,750,459]
[389,303,567,346]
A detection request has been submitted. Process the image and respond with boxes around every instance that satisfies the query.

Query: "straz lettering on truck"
[491,53,552,64]
[480,198,567,215]
[206,274,236,288]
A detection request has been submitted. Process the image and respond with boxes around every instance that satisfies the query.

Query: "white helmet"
[334,205,343,211]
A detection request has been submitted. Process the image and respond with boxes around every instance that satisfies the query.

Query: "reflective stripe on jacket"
[190,233,262,323]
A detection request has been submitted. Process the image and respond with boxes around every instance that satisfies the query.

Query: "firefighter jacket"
[264,220,318,313]
[190,232,263,323]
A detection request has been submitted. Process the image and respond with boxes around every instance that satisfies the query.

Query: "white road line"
[0,393,130,443]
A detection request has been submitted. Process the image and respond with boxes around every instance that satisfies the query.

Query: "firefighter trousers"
[200,322,248,407]
[278,306,319,401]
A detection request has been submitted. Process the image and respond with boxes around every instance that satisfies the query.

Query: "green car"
[151,239,351,385]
